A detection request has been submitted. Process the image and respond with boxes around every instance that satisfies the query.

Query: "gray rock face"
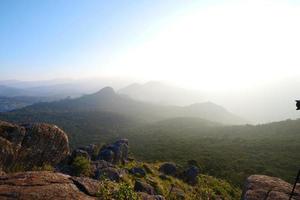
[159,163,177,176]
[97,139,129,164]
[0,120,70,171]
[241,175,300,200]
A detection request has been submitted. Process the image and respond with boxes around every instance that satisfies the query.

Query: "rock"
[97,139,128,164]
[95,167,124,182]
[138,192,166,200]
[98,149,114,163]
[241,175,300,200]
[71,149,91,161]
[181,166,200,185]
[71,177,101,196]
[78,144,98,160]
[0,171,96,200]
[159,163,177,176]
[130,167,146,177]
[0,120,70,171]
[134,180,155,195]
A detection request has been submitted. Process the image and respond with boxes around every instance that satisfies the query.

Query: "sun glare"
[105,1,300,91]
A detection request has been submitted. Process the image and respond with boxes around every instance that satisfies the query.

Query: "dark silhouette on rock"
[0,120,70,171]
[241,175,300,200]
[296,100,300,110]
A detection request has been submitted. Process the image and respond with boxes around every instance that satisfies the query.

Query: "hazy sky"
[1,0,300,91]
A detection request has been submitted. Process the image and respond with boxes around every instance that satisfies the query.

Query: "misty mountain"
[8,87,245,124]
[0,85,27,97]
[0,96,61,112]
[0,78,131,98]
[119,81,204,106]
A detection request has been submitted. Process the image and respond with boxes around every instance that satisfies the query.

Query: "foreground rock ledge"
[241,175,300,200]
[0,171,97,200]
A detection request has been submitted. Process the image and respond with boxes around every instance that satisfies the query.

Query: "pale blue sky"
[1,0,300,91]
[0,0,204,80]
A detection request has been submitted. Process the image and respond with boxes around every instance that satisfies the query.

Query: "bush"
[114,183,139,200]
[71,156,91,176]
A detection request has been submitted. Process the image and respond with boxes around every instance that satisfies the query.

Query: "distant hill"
[0,85,26,97]
[0,96,62,112]
[118,81,204,106]
[0,86,245,147]
[5,86,245,124]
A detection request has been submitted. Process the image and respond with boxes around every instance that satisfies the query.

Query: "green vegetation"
[71,156,91,176]
[124,118,300,187]
[0,90,299,188]
[95,161,240,200]
[114,183,139,200]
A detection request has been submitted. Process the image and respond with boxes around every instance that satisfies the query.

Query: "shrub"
[114,182,139,200]
[71,156,91,176]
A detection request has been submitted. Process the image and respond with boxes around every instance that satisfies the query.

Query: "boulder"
[71,149,91,161]
[134,180,155,195]
[241,175,300,200]
[0,120,70,171]
[130,167,146,177]
[159,163,177,176]
[181,166,200,185]
[95,167,125,182]
[0,171,97,200]
[78,144,98,159]
[97,139,128,164]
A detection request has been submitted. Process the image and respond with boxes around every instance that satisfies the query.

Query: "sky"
[1,0,300,91]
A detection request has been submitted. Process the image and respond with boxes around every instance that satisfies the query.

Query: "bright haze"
[1,0,300,123]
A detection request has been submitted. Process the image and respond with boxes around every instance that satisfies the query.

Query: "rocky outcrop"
[97,139,129,164]
[0,120,70,171]
[241,175,300,200]
[0,171,98,200]
[71,144,98,161]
